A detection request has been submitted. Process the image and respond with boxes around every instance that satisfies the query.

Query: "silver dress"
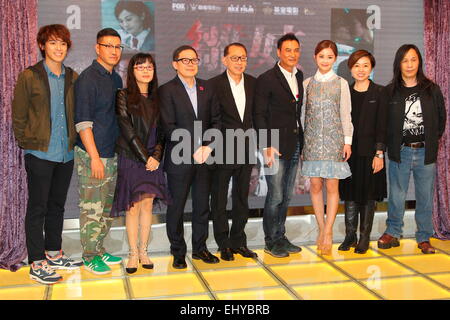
[301,76,351,179]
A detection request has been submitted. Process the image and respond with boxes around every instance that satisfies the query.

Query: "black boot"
[338,201,358,251]
[355,201,376,254]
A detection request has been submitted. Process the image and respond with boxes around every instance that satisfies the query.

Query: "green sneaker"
[83,256,111,275]
[101,252,122,265]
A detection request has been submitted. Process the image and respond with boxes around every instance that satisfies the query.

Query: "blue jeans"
[385,146,436,243]
[263,142,300,247]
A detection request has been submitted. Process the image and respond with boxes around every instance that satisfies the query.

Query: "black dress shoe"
[172,256,187,269]
[219,248,234,261]
[281,237,302,253]
[232,246,258,258]
[192,250,220,264]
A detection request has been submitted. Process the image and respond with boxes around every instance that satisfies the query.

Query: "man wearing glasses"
[208,43,258,261]
[74,28,123,274]
[159,45,221,269]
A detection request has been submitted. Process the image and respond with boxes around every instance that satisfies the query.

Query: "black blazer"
[386,82,446,165]
[208,72,256,168]
[159,76,221,173]
[350,81,388,156]
[115,89,164,164]
[253,63,304,160]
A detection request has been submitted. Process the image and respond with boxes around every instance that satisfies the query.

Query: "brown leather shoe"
[377,233,400,249]
[418,241,436,254]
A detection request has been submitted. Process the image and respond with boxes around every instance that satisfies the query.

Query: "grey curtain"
[0,0,38,270]
[424,0,450,239]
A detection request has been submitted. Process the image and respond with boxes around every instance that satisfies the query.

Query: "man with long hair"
[378,44,446,254]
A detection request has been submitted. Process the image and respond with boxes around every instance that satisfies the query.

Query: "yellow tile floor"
[0,238,449,300]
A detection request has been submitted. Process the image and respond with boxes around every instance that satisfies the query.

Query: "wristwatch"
[374,153,384,159]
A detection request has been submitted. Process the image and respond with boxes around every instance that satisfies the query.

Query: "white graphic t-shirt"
[402,85,425,143]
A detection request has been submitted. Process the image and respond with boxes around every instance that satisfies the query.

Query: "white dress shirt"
[278,62,299,100]
[278,62,300,127]
[125,29,150,50]
[226,70,246,122]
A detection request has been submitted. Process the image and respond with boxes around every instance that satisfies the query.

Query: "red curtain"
[0,0,38,270]
[424,0,450,239]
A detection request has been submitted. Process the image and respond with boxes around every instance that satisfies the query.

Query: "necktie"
[132,37,138,49]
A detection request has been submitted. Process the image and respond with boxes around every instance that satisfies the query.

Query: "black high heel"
[126,249,138,274]
[139,245,154,269]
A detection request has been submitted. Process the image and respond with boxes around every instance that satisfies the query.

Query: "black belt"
[403,142,425,148]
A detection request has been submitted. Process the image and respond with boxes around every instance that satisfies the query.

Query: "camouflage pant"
[75,146,117,261]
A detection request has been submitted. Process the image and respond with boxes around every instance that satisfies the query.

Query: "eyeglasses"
[175,58,200,65]
[229,56,248,62]
[134,65,154,71]
[97,43,124,51]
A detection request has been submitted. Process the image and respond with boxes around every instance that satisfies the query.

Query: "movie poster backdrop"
[37,0,423,219]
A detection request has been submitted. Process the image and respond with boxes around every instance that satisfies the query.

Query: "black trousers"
[211,165,252,250]
[165,166,211,257]
[24,154,74,263]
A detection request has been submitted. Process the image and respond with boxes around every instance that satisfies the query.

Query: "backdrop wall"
[37,0,425,219]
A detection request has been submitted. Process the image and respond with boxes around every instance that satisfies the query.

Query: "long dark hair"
[126,53,158,122]
[390,44,433,95]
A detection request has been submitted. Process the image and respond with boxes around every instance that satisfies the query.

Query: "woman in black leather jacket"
[111,53,170,273]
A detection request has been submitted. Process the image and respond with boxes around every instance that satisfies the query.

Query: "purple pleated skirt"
[110,128,171,217]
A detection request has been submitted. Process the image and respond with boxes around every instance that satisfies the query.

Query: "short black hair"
[348,49,376,69]
[172,45,198,61]
[96,28,121,42]
[223,42,247,56]
[277,33,299,50]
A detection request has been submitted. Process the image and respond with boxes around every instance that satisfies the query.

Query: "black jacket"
[115,89,164,164]
[159,76,221,173]
[350,81,388,156]
[386,82,446,164]
[253,63,304,160]
[208,72,256,168]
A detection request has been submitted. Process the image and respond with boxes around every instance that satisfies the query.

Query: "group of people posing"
[12,24,446,285]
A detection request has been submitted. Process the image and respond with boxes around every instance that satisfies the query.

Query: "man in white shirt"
[208,43,258,261]
[253,33,304,258]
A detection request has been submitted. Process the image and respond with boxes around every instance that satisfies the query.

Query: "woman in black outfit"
[338,50,388,254]
[111,53,170,273]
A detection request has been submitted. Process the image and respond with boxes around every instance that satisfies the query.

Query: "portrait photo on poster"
[331,8,375,83]
[102,0,155,53]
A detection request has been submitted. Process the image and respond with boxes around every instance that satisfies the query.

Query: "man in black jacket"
[378,44,446,254]
[209,43,258,261]
[159,45,221,268]
[253,33,304,258]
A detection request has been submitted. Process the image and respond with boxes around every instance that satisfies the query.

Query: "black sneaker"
[264,241,289,258]
[29,261,63,285]
[46,250,83,270]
